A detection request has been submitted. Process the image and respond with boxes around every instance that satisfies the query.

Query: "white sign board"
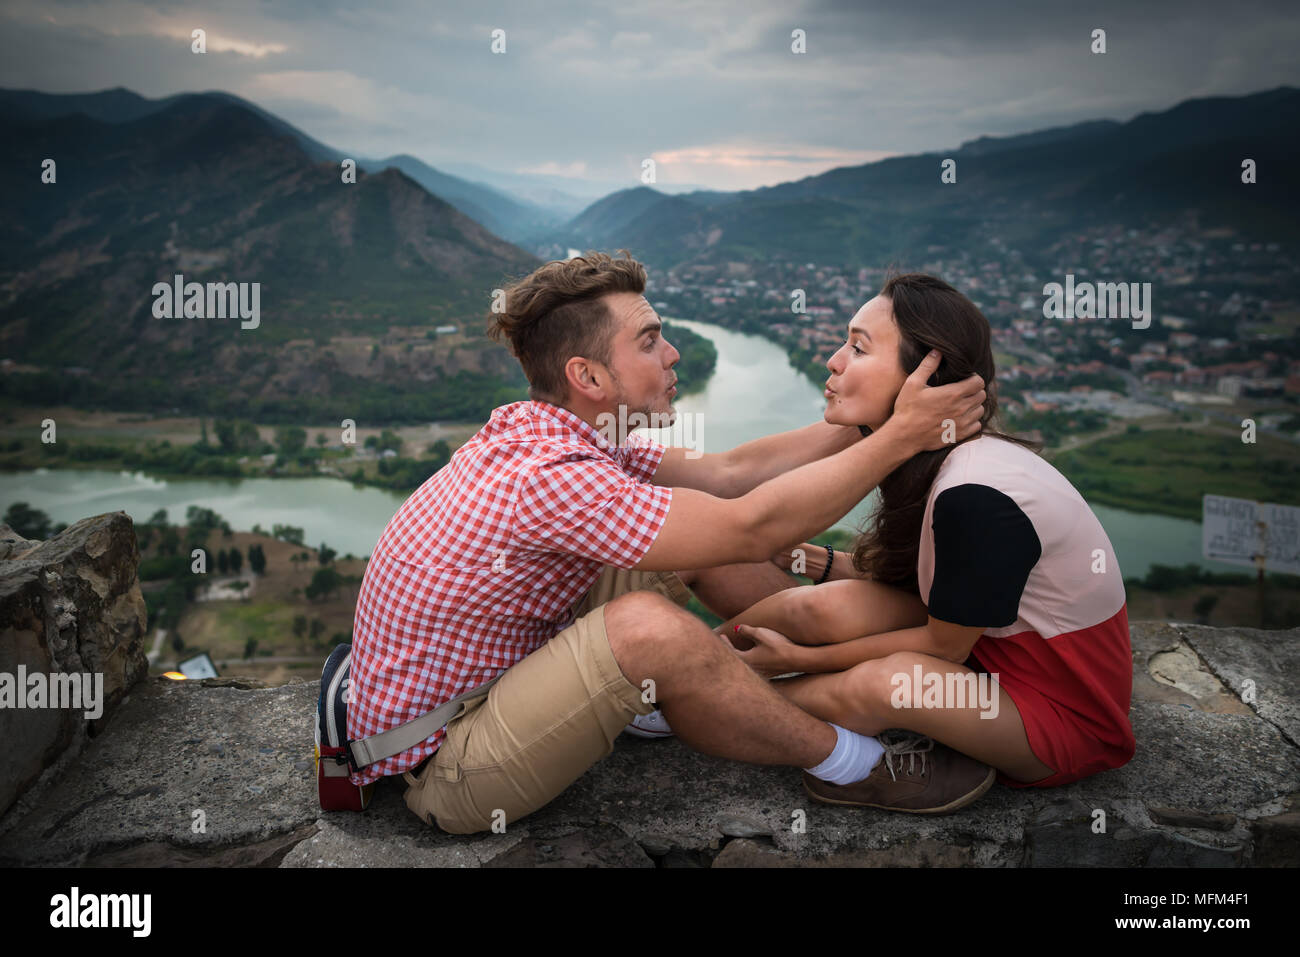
[178,652,219,680]
[1202,494,1300,575]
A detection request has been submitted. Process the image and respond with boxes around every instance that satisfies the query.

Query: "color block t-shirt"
[916,436,1136,779]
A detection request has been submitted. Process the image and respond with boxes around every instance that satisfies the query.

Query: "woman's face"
[823,295,910,431]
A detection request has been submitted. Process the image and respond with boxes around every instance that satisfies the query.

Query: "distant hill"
[360,153,563,242]
[547,87,1300,268]
[0,92,540,423]
[0,87,347,162]
[565,187,677,243]
[0,87,565,244]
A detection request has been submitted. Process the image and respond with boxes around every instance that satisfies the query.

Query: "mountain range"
[0,89,539,423]
[0,88,574,244]
[1,84,1295,423]
[549,86,1300,269]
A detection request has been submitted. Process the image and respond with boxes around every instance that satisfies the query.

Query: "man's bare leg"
[604,590,836,767]
[676,560,799,621]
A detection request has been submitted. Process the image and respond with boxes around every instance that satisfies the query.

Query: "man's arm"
[633,352,985,572]
[651,421,862,498]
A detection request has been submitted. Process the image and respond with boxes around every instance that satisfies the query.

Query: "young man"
[348,251,990,834]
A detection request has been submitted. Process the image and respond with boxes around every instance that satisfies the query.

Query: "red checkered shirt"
[347,400,674,786]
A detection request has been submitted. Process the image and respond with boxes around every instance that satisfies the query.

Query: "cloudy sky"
[2,0,1297,192]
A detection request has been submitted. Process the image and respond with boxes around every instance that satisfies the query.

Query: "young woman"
[718,272,1136,808]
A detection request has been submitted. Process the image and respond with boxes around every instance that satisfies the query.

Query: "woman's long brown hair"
[851,272,1040,593]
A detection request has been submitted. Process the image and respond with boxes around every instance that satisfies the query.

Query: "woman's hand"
[719,623,803,678]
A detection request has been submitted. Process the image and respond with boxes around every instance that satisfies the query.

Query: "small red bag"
[315,644,374,811]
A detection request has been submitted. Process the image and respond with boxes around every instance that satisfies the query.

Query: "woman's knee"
[834,653,922,724]
[776,584,837,640]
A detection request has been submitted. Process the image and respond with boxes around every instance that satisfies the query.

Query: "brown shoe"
[802,731,995,815]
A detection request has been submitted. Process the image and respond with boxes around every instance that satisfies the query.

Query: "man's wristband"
[815,544,834,584]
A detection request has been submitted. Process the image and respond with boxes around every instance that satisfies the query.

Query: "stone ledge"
[1,620,1297,867]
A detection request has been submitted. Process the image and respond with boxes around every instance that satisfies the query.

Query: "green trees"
[186,505,224,534]
[2,502,52,539]
[364,436,453,490]
[305,566,344,602]
[0,365,531,430]
[212,418,265,455]
[272,524,304,545]
[364,429,404,454]
[275,426,307,456]
[661,322,718,394]
[157,525,181,556]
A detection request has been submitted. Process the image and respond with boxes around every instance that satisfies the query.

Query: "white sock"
[804,723,884,785]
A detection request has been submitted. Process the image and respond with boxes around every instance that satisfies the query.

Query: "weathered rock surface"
[2,514,1296,866]
[1,619,1296,867]
[0,513,148,817]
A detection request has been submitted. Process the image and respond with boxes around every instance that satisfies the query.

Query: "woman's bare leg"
[771,651,1056,783]
[716,578,928,646]
[677,560,800,621]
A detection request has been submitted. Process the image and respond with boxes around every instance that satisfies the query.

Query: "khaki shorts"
[402,566,691,835]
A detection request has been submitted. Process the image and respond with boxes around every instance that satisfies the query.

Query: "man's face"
[598,291,681,424]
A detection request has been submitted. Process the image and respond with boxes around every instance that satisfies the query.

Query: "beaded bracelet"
[814,543,834,584]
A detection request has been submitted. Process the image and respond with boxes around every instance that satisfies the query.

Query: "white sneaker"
[624,709,674,738]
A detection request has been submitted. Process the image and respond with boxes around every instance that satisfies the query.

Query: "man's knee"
[604,589,713,673]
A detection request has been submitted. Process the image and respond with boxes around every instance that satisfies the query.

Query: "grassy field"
[1049,426,1300,520]
[993,350,1019,371]
[1125,580,1299,630]
[151,530,367,674]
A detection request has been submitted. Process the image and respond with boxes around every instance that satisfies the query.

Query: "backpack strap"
[345,673,503,770]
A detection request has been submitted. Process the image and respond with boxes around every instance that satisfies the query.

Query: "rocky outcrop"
[0,619,1295,867]
[0,513,149,817]
[1,512,1296,866]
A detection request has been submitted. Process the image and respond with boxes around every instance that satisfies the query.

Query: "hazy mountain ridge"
[0,92,540,422]
[549,86,1300,269]
[0,87,564,244]
[359,153,564,242]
